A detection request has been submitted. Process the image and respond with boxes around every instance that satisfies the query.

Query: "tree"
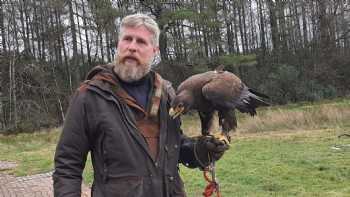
[1,0,350,132]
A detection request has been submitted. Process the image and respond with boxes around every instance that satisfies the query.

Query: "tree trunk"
[0,0,6,52]
[24,0,31,55]
[10,2,19,54]
[51,63,65,123]
[293,1,302,50]
[277,0,288,53]
[249,0,257,51]
[241,1,249,53]
[340,0,348,50]
[75,0,85,65]
[223,0,234,54]
[257,0,266,52]
[68,0,80,82]
[81,0,91,65]
[33,1,41,59]
[267,0,279,51]
[54,8,63,66]
[19,0,30,55]
[9,52,18,129]
[302,1,308,48]
[318,0,331,55]
[39,0,46,60]
[99,30,104,61]
[29,3,36,58]
[159,25,168,61]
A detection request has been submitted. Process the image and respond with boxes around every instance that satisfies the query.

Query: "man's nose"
[127,40,137,52]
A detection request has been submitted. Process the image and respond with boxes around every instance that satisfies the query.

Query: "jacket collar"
[84,64,163,119]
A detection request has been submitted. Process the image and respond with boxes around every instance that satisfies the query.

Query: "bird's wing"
[202,72,242,107]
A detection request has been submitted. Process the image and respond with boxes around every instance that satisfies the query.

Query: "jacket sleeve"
[53,90,91,197]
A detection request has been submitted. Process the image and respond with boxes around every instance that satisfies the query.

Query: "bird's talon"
[214,133,230,145]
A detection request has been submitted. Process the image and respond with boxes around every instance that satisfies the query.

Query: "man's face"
[114,25,159,82]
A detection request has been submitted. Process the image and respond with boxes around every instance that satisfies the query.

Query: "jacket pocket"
[103,176,143,197]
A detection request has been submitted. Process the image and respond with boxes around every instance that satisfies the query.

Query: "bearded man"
[53,13,228,197]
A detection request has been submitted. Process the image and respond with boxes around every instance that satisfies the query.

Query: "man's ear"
[153,46,159,54]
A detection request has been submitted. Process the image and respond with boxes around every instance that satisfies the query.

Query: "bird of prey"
[169,65,269,143]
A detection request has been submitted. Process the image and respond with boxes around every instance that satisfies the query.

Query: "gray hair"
[118,13,160,47]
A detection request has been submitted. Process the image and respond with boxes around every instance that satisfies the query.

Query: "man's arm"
[53,91,91,197]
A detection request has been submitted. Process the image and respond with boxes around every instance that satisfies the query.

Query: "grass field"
[181,129,350,196]
[0,98,350,196]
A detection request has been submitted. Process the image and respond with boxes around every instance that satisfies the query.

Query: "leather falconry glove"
[194,135,229,169]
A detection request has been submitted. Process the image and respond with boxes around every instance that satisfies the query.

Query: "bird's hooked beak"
[169,106,185,119]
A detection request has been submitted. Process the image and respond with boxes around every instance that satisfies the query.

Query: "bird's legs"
[199,111,215,136]
[198,110,234,144]
[217,110,237,144]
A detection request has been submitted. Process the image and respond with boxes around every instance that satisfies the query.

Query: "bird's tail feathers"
[236,86,270,116]
[248,88,269,99]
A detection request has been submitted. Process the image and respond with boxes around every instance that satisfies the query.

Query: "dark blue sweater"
[118,74,151,110]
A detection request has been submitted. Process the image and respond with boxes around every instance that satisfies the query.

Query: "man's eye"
[123,37,132,41]
[137,39,147,45]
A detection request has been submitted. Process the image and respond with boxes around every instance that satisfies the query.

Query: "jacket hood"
[86,64,117,82]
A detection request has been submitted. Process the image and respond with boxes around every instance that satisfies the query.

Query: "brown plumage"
[169,66,269,142]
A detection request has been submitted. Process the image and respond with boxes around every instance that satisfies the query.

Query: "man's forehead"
[121,26,153,38]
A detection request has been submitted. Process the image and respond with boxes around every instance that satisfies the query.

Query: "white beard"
[113,57,152,82]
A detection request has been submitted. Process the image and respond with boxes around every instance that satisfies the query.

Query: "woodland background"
[1,0,350,132]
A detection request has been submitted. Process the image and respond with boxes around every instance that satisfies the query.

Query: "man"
[53,13,228,197]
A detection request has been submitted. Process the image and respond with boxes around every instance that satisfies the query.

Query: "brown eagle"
[169,66,269,143]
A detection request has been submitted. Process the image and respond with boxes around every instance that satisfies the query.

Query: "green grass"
[180,128,350,196]
[0,98,350,196]
[0,131,59,176]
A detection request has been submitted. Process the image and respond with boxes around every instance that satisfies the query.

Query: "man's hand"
[194,135,229,168]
